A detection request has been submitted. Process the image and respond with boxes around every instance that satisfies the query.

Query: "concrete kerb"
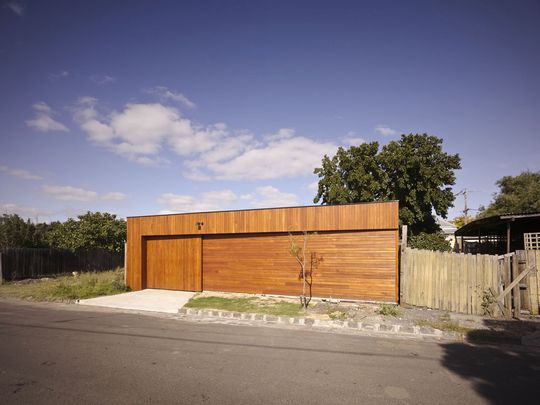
[177,307,461,341]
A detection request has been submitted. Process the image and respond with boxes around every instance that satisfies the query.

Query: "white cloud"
[41,185,98,201]
[182,129,254,179]
[89,75,116,85]
[41,185,127,202]
[157,186,298,213]
[167,121,231,157]
[145,86,196,108]
[374,125,398,137]
[264,128,295,141]
[26,102,69,132]
[157,190,238,213]
[49,70,69,80]
[0,203,53,219]
[75,99,194,163]
[200,130,336,180]
[342,131,366,146]
[201,190,238,204]
[0,165,42,180]
[74,98,247,167]
[246,186,298,208]
[73,98,337,181]
[6,2,25,16]
[101,192,127,201]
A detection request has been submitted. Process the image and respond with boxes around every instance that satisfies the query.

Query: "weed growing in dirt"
[416,314,470,334]
[378,303,400,317]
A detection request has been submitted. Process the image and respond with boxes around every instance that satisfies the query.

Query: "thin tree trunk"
[302,231,307,308]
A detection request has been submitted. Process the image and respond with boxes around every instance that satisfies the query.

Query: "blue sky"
[1,0,539,222]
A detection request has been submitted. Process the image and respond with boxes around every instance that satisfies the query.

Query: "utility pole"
[463,190,469,224]
[455,189,472,224]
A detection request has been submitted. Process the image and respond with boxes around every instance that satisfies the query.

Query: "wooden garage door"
[203,231,397,302]
[144,236,201,291]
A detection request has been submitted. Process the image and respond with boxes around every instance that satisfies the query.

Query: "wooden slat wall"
[144,236,201,291]
[126,201,399,293]
[203,231,398,302]
[130,201,398,236]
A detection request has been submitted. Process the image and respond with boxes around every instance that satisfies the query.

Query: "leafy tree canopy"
[46,212,126,252]
[409,232,452,252]
[314,134,461,234]
[0,214,51,249]
[0,212,126,252]
[450,215,469,229]
[478,171,540,218]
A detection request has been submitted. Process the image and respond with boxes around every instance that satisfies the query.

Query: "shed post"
[506,222,511,254]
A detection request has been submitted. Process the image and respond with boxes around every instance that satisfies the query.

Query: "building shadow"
[440,319,540,404]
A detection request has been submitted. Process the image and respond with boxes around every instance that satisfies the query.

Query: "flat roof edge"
[126,200,399,219]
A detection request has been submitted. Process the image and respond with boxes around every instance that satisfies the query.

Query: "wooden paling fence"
[0,248,124,282]
[522,250,540,316]
[401,247,540,317]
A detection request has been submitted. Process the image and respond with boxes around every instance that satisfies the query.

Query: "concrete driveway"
[77,289,195,313]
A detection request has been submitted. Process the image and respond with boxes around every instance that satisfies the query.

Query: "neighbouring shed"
[455,212,540,254]
[126,201,399,302]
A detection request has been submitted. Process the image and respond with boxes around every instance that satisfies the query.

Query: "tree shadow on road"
[441,319,540,404]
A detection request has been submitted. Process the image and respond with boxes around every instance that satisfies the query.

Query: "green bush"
[409,232,451,252]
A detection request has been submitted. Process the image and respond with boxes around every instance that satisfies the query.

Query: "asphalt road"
[0,300,538,404]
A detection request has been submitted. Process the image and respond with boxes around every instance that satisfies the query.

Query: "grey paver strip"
[177,307,462,342]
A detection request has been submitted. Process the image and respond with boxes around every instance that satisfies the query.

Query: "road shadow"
[467,319,539,345]
[441,319,540,404]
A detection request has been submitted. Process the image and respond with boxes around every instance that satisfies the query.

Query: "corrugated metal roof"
[455,211,540,236]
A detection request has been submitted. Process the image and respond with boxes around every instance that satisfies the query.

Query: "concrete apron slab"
[77,289,195,314]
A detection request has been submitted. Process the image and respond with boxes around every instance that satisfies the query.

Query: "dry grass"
[0,269,129,302]
[416,314,470,334]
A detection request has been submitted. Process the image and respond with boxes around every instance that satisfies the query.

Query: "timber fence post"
[400,225,408,304]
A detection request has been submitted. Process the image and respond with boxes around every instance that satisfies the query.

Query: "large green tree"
[313,134,461,234]
[0,214,51,249]
[46,212,126,252]
[478,171,540,217]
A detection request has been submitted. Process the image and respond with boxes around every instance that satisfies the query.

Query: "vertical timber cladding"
[126,201,399,301]
[143,236,201,291]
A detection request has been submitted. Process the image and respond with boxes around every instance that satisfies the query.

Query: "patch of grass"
[185,296,258,312]
[416,314,470,334]
[328,310,348,321]
[185,296,303,317]
[378,303,400,317]
[260,301,304,317]
[0,268,129,302]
